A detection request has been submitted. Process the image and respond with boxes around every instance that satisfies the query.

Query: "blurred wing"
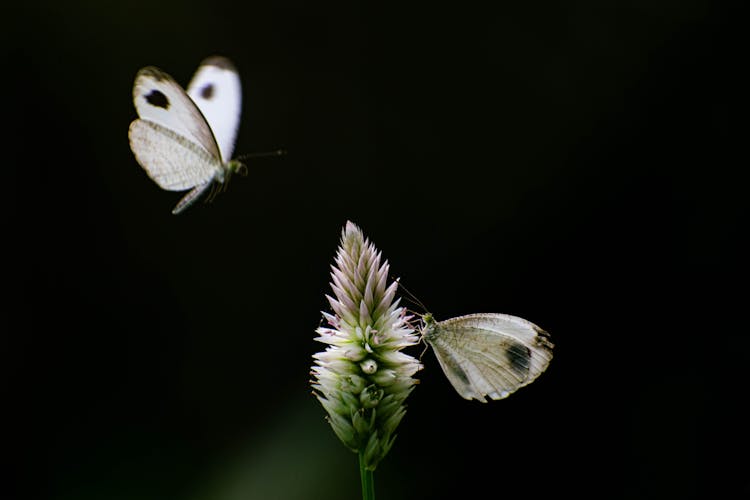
[170,181,213,215]
[132,66,221,160]
[426,313,553,402]
[128,119,222,192]
[187,56,242,162]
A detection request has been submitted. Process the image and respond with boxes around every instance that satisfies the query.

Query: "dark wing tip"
[199,56,236,71]
[136,66,171,82]
[533,325,555,352]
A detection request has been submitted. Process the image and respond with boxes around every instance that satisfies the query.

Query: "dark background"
[7,1,746,499]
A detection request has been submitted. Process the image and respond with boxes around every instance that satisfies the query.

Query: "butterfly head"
[420,313,438,339]
[227,159,248,176]
[219,159,248,186]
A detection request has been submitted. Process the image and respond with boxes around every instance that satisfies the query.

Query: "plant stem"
[358,451,375,500]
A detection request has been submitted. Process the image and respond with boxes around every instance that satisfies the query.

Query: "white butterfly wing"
[187,56,242,163]
[128,120,222,191]
[424,313,553,402]
[131,66,221,160]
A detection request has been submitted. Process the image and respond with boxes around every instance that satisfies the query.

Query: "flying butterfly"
[420,312,553,402]
[128,56,245,214]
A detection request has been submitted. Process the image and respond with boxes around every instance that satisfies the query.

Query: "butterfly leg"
[204,181,222,204]
[419,341,429,361]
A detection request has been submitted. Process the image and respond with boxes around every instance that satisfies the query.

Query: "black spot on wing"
[505,342,531,378]
[200,83,214,99]
[145,89,169,109]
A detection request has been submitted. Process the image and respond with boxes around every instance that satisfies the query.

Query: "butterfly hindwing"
[128,120,222,192]
[426,337,485,401]
[187,56,242,163]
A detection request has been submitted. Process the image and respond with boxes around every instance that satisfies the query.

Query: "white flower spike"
[311,221,422,470]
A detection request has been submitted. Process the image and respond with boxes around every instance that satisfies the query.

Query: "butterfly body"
[422,312,553,402]
[128,57,243,214]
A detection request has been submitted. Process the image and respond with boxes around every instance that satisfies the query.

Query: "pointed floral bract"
[311,221,422,470]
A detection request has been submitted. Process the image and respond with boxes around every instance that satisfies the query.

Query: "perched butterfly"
[420,312,553,402]
[128,56,245,214]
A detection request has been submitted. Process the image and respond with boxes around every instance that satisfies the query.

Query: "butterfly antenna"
[395,277,428,314]
[236,149,287,161]
[392,277,416,311]
[393,278,433,351]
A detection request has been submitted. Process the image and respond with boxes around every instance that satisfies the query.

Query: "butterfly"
[420,312,553,402]
[128,56,245,214]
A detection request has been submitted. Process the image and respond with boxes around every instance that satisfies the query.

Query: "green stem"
[358,452,375,500]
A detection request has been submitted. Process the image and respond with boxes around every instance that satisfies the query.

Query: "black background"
[7,1,746,499]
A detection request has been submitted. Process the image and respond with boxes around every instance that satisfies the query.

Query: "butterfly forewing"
[132,66,221,161]
[187,56,242,163]
[425,313,553,402]
[430,332,528,401]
